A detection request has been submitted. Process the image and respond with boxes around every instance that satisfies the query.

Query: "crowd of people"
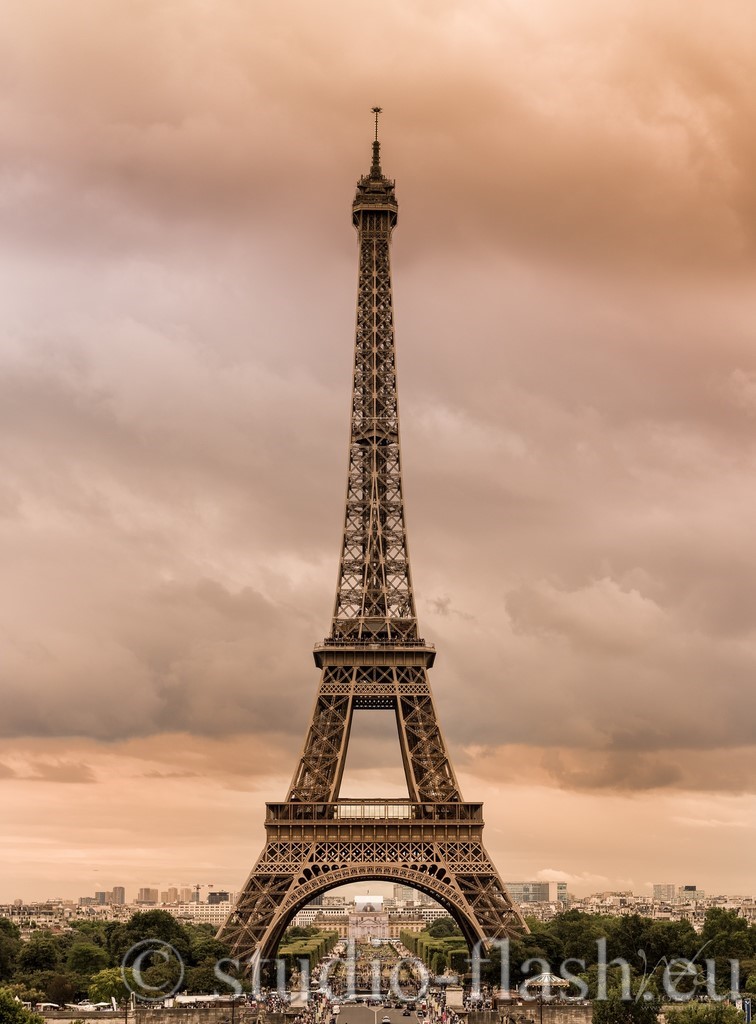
[256,940,499,1024]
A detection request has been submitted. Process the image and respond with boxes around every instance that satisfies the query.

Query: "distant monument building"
[219,111,526,967]
[349,895,389,941]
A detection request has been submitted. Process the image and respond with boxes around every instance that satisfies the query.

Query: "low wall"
[469,1006,593,1024]
[40,1017,119,1023]
[136,1010,262,1024]
[40,1012,262,1024]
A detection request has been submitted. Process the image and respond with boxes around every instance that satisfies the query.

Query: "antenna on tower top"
[372,106,382,141]
[370,106,383,178]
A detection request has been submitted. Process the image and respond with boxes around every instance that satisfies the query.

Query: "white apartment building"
[164,902,232,925]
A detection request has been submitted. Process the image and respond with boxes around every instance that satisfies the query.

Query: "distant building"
[137,888,159,904]
[394,884,416,902]
[506,881,568,904]
[389,918,426,938]
[292,906,348,927]
[416,907,452,922]
[653,884,676,901]
[678,885,705,900]
[321,895,347,908]
[111,887,126,905]
[163,902,231,925]
[179,887,193,903]
[393,884,434,907]
[349,909,389,941]
[355,895,383,914]
[208,891,230,905]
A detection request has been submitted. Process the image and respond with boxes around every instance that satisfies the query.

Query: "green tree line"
[277,928,340,975]
[402,918,469,976]
[0,911,235,1007]
[404,910,756,998]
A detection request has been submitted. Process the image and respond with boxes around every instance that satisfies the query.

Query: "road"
[335,1007,420,1024]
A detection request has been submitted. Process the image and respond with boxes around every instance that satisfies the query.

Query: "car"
[382,1017,391,1023]
[403,1012,411,1018]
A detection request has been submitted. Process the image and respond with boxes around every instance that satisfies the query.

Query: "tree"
[701,910,753,960]
[0,922,22,983]
[88,968,133,1005]
[644,921,698,968]
[552,910,612,964]
[700,909,753,994]
[66,944,109,978]
[0,985,45,1007]
[107,911,190,963]
[602,916,654,973]
[0,990,44,1024]
[189,935,230,967]
[592,989,659,1024]
[428,919,461,939]
[666,1004,745,1024]
[17,939,59,975]
[185,962,233,994]
[42,975,77,1007]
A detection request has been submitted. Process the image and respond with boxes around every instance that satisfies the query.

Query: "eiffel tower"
[219,110,527,967]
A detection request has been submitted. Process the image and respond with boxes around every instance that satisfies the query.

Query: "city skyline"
[1,0,755,903]
[8,878,754,906]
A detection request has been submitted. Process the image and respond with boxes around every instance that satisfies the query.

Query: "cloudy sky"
[1,0,755,904]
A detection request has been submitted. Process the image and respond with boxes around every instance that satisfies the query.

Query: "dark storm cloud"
[1,1,755,269]
[0,0,754,804]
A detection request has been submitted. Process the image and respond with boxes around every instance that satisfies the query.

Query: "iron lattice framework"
[219,114,527,968]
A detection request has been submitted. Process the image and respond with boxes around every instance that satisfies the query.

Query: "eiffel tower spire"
[331,106,416,644]
[218,112,527,970]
